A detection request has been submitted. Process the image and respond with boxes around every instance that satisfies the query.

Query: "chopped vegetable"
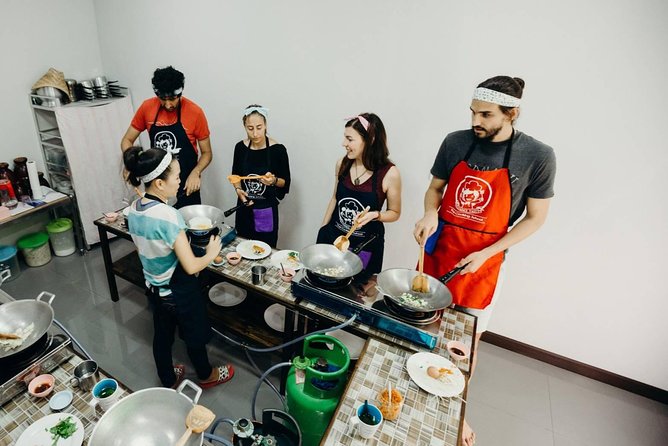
[397,292,428,309]
[46,416,77,446]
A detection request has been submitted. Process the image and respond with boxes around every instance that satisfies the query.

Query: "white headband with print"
[473,87,521,107]
[140,148,179,183]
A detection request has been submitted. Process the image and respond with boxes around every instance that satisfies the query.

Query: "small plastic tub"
[46,218,76,256]
[17,232,51,267]
[0,245,21,281]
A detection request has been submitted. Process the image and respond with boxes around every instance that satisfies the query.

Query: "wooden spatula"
[333,206,370,252]
[174,404,216,446]
[0,332,21,340]
[227,174,263,184]
[411,245,429,293]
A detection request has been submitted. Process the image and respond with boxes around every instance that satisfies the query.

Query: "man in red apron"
[414,76,556,446]
[121,66,213,208]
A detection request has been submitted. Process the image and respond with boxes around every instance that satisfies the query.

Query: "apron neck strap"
[464,129,515,168]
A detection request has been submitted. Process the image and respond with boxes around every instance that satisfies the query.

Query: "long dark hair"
[338,112,391,178]
[477,76,525,117]
[123,147,172,187]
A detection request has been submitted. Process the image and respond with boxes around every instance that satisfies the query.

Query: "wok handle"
[176,379,203,404]
[223,203,244,217]
[439,264,469,284]
[35,291,56,306]
[352,233,378,254]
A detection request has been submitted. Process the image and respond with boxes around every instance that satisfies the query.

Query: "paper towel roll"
[27,160,44,200]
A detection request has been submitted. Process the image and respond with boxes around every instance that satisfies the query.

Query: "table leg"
[98,225,119,302]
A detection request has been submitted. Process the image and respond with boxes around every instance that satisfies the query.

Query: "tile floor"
[2,239,667,445]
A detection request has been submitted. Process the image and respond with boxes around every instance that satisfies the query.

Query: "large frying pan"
[300,234,379,282]
[376,265,465,312]
[0,292,55,359]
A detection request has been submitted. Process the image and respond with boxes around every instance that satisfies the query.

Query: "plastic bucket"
[0,245,21,281]
[17,232,51,267]
[46,218,76,256]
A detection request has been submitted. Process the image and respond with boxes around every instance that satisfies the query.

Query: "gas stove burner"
[188,226,220,245]
[374,297,441,326]
[304,270,352,290]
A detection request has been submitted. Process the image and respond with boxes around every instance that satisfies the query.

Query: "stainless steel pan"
[376,266,465,312]
[0,292,55,359]
[300,234,379,281]
[89,379,204,446]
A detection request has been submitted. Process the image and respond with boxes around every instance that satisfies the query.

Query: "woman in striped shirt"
[123,146,234,389]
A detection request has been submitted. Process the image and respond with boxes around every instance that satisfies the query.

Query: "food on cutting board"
[47,415,78,445]
[378,388,404,420]
[0,322,34,351]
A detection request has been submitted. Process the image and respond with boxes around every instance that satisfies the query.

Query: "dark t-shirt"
[431,130,556,225]
[231,141,291,205]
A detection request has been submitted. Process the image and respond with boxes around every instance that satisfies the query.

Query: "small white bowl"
[49,390,73,411]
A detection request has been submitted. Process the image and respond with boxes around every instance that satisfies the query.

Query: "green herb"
[45,416,77,446]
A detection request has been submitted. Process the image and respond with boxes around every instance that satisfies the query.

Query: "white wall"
[0,0,104,173]
[5,0,667,390]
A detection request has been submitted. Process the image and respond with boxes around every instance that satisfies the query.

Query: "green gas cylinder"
[286,334,350,446]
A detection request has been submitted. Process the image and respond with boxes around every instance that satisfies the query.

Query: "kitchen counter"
[0,352,130,446]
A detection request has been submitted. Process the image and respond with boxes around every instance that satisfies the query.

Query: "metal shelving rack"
[28,90,132,251]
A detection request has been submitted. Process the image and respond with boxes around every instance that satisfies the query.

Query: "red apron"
[423,132,513,309]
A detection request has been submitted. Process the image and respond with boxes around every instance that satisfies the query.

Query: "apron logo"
[336,198,364,234]
[447,175,492,223]
[244,174,266,199]
[154,131,180,153]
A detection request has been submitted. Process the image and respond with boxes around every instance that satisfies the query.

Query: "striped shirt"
[127,198,186,294]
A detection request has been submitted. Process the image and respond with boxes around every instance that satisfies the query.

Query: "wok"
[300,234,378,281]
[179,205,225,233]
[0,292,55,359]
[375,265,465,312]
[89,379,204,446]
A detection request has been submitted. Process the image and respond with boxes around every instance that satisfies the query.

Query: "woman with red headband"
[317,113,402,296]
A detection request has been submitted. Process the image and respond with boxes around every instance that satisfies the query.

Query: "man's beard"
[472,125,502,141]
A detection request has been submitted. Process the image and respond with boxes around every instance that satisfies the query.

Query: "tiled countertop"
[0,353,129,446]
[322,338,467,446]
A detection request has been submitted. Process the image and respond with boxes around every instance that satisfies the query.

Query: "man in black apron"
[121,66,213,208]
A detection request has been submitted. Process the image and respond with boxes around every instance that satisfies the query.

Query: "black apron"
[317,169,385,281]
[148,104,201,208]
[139,194,211,346]
[235,137,279,247]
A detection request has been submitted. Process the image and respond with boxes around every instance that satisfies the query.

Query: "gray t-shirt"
[430,130,556,225]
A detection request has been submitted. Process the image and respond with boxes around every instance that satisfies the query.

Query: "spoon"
[333,206,370,252]
[280,262,287,276]
[227,174,264,184]
[174,404,216,446]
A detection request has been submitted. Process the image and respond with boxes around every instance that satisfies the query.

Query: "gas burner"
[304,270,352,290]
[0,334,54,378]
[373,298,441,326]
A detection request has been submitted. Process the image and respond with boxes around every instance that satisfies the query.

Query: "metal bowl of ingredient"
[0,292,55,359]
[376,268,452,312]
[89,379,204,446]
[300,243,363,281]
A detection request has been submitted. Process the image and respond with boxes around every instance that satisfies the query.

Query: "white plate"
[49,390,73,411]
[405,351,465,397]
[16,413,84,446]
[236,240,271,260]
[263,303,298,332]
[268,250,304,271]
[326,329,366,360]
[209,282,247,307]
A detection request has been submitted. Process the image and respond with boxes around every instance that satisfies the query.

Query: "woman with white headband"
[230,104,291,247]
[317,112,402,297]
[123,147,235,390]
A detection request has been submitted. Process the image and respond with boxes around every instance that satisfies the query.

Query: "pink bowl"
[279,268,296,283]
[226,252,241,265]
[28,374,55,398]
[446,340,471,361]
[103,212,119,223]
